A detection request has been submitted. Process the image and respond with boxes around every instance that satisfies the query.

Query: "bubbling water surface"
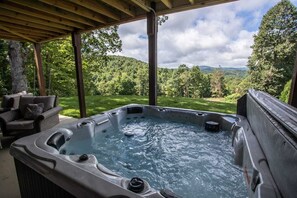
[63,116,247,198]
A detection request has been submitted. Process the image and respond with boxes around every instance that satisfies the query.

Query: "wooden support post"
[33,43,46,96]
[289,51,297,107]
[71,31,87,118]
[147,2,157,105]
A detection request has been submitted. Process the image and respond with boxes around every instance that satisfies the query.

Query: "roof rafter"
[0,16,67,34]
[39,0,107,24]
[101,0,135,17]
[2,30,50,38]
[0,8,73,31]
[0,24,36,42]
[130,0,151,12]
[9,0,97,27]
[189,0,195,5]
[161,0,173,9]
[0,2,87,29]
[0,23,59,37]
[0,32,46,40]
[0,0,237,43]
[69,0,120,21]
[1,36,35,42]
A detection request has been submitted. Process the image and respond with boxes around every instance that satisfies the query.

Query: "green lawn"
[59,95,236,118]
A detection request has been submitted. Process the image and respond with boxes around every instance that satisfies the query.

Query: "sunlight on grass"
[62,109,80,118]
[60,95,236,118]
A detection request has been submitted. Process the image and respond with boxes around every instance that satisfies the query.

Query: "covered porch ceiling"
[0,0,236,43]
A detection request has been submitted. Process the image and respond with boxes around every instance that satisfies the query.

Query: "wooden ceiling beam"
[0,9,73,31]
[130,0,150,12]
[0,30,45,38]
[0,31,47,40]
[0,0,237,43]
[39,33,70,43]
[0,16,67,34]
[69,0,120,21]
[40,0,107,24]
[101,0,135,17]
[7,31,49,39]
[0,23,59,37]
[9,0,97,27]
[0,3,86,29]
[0,35,36,42]
[0,24,36,42]
[161,0,173,9]
[0,31,19,37]
[157,0,236,15]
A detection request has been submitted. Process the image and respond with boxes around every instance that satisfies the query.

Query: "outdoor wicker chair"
[0,95,62,137]
[0,91,29,114]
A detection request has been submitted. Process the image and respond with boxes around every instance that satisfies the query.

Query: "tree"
[118,73,136,95]
[41,38,77,96]
[81,26,122,59]
[8,41,28,93]
[280,79,291,102]
[0,40,10,95]
[135,66,148,96]
[210,69,226,97]
[28,26,123,97]
[247,0,297,97]
[189,66,210,98]
[176,64,191,97]
[163,71,179,97]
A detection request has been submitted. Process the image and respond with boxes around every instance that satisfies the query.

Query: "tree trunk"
[8,41,28,93]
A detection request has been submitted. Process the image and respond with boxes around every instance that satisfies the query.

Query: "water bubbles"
[62,116,247,198]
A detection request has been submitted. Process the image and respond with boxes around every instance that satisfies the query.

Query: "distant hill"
[199,65,247,72]
[199,65,248,77]
[107,55,247,77]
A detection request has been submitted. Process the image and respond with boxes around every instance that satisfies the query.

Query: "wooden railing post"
[71,31,87,118]
[33,43,46,96]
[147,1,157,105]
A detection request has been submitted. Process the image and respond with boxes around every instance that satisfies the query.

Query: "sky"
[114,0,297,68]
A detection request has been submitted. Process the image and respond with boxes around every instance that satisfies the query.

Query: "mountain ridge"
[108,55,248,73]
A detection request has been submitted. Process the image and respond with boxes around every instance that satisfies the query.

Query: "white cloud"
[118,20,146,35]
[114,0,296,68]
[233,0,279,11]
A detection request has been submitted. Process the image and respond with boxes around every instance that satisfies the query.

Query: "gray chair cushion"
[19,97,35,116]
[1,92,31,109]
[34,96,56,111]
[6,119,34,130]
[23,103,44,120]
[0,107,11,113]
[19,95,56,116]
[1,96,14,108]
[12,95,21,109]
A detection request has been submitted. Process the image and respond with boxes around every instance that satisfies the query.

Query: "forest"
[0,0,296,104]
[0,39,247,101]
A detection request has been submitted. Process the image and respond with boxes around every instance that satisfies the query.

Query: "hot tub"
[10,90,295,198]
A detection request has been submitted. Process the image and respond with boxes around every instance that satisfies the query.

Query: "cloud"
[118,20,146,35]
[114,0,295,68]
[233,0,279,11]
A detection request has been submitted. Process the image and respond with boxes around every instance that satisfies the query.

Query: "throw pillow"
[6,98,14,108]
[23,103,44,120]
[2,96,14,108]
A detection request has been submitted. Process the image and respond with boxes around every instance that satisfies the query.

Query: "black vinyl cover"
[246,90,297,198]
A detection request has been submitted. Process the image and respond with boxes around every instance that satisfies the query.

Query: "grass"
[59,95,236,118]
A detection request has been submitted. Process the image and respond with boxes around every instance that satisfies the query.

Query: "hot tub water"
[61,116,246,198]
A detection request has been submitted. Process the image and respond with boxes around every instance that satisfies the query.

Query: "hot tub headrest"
[47,132,65,150]
[127,107,143,114]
